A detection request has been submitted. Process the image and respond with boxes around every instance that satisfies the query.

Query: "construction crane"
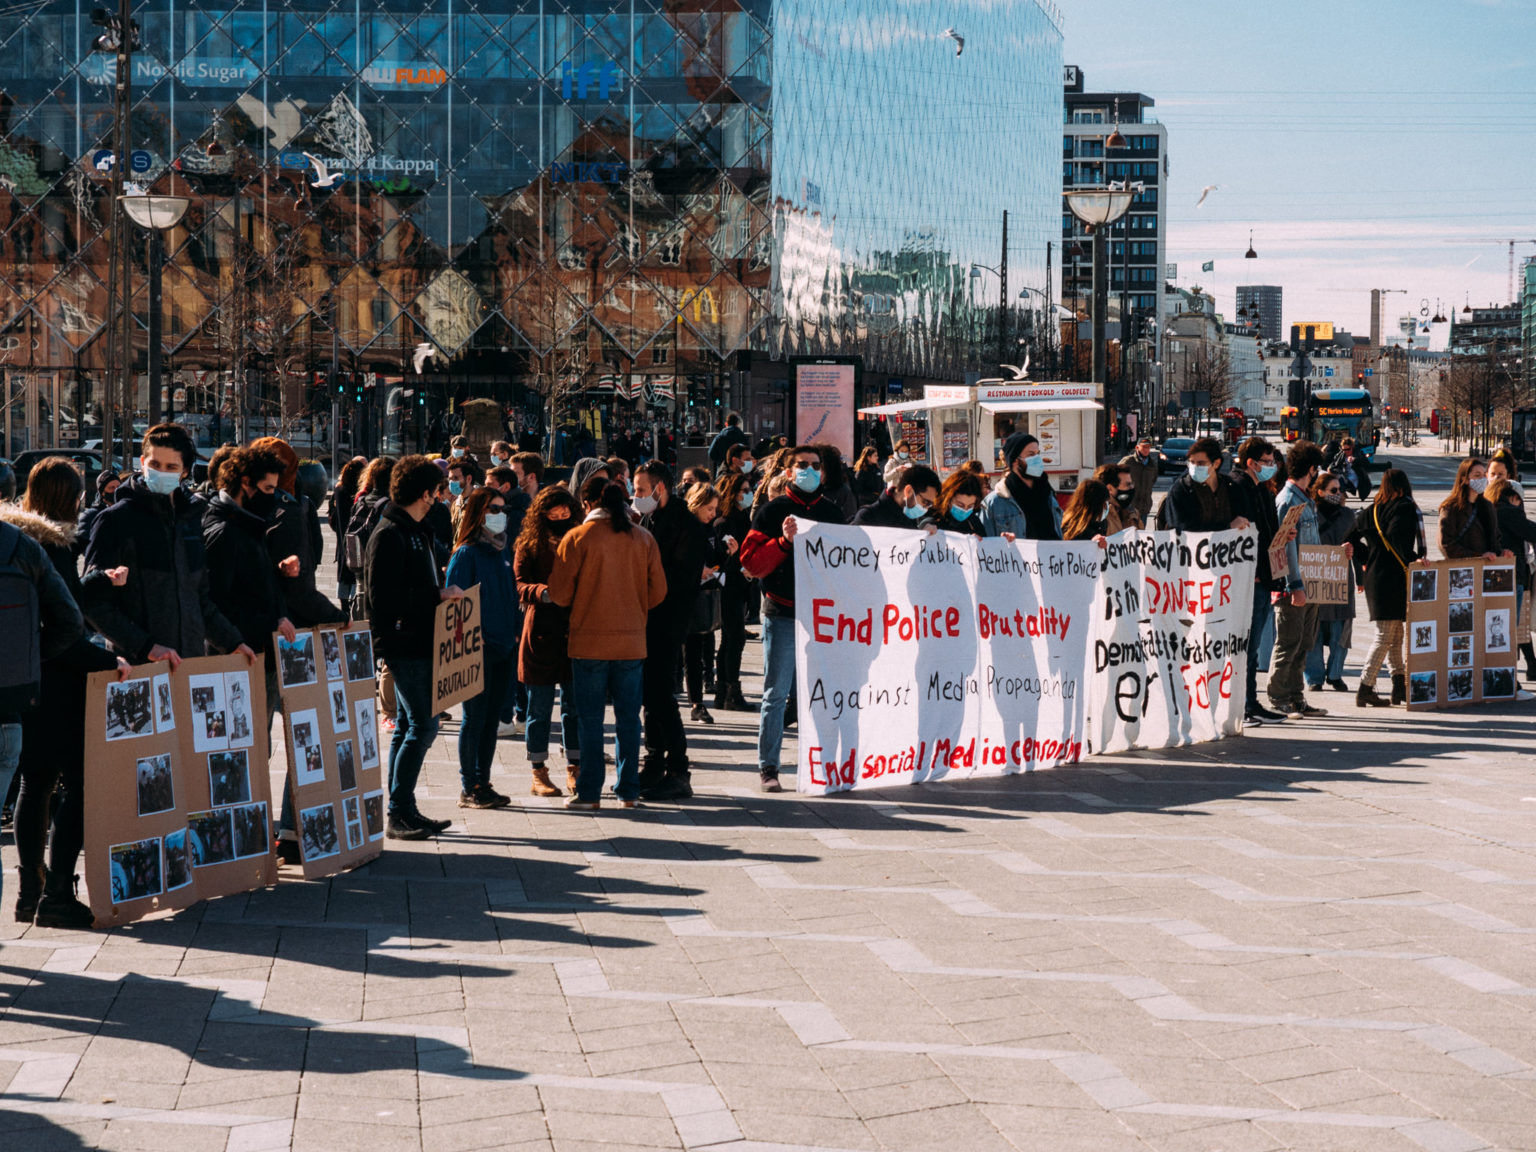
[1441,238,1536,304]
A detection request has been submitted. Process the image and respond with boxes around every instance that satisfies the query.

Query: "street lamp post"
[120,191,190,429]
[1065,186,1136,451]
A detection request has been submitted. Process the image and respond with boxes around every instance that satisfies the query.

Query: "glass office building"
[0,0,1062,455]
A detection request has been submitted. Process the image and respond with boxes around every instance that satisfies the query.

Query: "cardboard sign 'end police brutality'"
[433,584,486,712]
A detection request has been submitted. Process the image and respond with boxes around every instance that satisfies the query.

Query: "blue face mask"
[1023,455,1045,478]
[483,511,507,535]
[793,466,821,493]
[1188,463,1210,484]
[1256,463,1277,483]
[143,468,181,496]
[903,500,928,521]
[737,491,752,509]
[448,480,462,496]
[950,505,974,522]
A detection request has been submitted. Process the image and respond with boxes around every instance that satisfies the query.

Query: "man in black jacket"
[254,437,344,629]
[85,423,251,668]
[708,413,749,469]
[204,446,300,747]
[364,455,466,839]
[738,445,847,792]
[852,464,940,530]
[633,460,708,801]
[1155,437,1251,534]
[1229,437,1288,726]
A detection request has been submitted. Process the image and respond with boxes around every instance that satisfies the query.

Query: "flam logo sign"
[559,61,622,100]
[363,64,447,86]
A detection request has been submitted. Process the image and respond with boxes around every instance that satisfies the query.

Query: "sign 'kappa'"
[433,584,485,712]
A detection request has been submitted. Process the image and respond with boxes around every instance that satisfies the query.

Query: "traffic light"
[333,370,344,397]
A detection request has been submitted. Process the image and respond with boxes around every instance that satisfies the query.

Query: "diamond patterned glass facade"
[0,0,1061,454]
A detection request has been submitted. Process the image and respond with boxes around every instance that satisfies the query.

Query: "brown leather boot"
[566,766,579,795]
[530,764,562,798]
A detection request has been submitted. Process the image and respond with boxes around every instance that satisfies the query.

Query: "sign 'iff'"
[433,585,485,713]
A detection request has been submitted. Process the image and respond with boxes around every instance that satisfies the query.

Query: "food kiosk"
[859,379,1104,491]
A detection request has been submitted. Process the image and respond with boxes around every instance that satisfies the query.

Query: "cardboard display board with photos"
[84,654,277,928]
[1405,557,1520,709]
[272,623,387,877]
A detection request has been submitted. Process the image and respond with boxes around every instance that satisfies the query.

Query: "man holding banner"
[1269,441,1327,720]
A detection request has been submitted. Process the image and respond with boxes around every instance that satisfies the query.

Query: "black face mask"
[244,490,277,520]
[547,519,572,537]
[1115,490,1134,506]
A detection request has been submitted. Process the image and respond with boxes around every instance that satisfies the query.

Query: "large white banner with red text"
[793,524,1258,793]
[793,526,1100,793]
[1089,529,1257,753]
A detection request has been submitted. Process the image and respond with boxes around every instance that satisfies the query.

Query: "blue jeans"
[526,682,579,764]
[1245,587,1272,712]
[459,647,514,791]
[387,657,439,818]
[570,658,642,803]
[0,722,19,903]
[1306,619,1350,686]
[757,613,797,772]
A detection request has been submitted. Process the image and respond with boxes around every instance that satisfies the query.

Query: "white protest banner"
[793,525,1098,793]
[1089,529,1258,754]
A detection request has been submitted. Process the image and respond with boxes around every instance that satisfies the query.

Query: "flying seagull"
[998,353,1030,381]
[1195,184,1218,208]
[942,28,964,56]
[301,152,345,189]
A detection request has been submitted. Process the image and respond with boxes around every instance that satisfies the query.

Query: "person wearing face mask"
[445,488,519,810]
[251,437,345,630]
[1157,438,1251,534]
[979,433,1064,541]
[489,440,514,471]
[854,464,941,529]
[1269,441,1328,720]
[513,486,584,796]
[446,457,482,529]
[739,444,847,792]
[1117,435,1161,522]
[1093,463,1144,534]
[719,442,756,483]
[632,461,710,801]
[1439,458,1506,561]
[85,423,253,672]
[1484,478,1536,679]
[448,434,472,461]
[1229,437,1289,725]
[882,439,915,488]
[712,472,754,710]
[203,446,302,761]
[1061,480,1113,544]
[936,469,986,536]
[1304,471,1358,695]
[709,413,750,471]
[851,445,884,508]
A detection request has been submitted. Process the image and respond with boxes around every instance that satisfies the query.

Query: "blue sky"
[1062,0,1536,344]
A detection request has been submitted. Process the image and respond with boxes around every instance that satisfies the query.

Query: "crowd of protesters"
[3,412,1535,927]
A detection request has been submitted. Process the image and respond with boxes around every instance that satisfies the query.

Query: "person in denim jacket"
[1269,441,1326,719]
[979,433,1063,541]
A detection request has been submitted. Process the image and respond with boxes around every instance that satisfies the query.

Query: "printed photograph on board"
[1486,609,1511,654]
[344,631,374,682]
[163,828,191,891]
[1483,566,1515,596]
[330,684,350,732]
[207,749,252,806]
[187,673,229,754]
[343,796,362,850]
[1447,601,1474,635]
[288,708,326,788]
[105,678,154,742]
[363,791,385,840]
[1447,668,1475,703]
[223,670,254,748]
[278,633,317,688]
[299,802,340,860]
[1448,567,1474,600]
[153,672,174,733]
[321,629,344,682]
[354,699,379,770]
[1451,635,1472,667]
[346,820,363,850]
[336,739,357,793]
[1410,620,1437,655]
[231,802,270,859]
[1410,570,1438,603]
[187,809,234,867]
[109,837,162,903]
[1483,667,1516,699]
[135,753,174,816]
[1408,670,1437,704]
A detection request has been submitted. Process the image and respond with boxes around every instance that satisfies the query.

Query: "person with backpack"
[84,423,253,669]
[708,413,749,469]
[3,458,128,927]
[364,455,466,839]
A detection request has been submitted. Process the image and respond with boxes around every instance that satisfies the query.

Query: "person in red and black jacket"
[738,443,846,792]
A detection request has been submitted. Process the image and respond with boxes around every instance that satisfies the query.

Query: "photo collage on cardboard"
[87,654,278,927]
[1405,557,1519,710]
[273,625,386,877]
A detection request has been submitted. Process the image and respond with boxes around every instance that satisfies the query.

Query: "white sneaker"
[497,720,523,738]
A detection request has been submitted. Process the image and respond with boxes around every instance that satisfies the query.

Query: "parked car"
[12,448,105,492]
[1158,437,1194,474]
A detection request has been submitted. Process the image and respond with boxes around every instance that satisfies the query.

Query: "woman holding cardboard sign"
[1353,469,1424,707]
[1305,471,1358,694]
